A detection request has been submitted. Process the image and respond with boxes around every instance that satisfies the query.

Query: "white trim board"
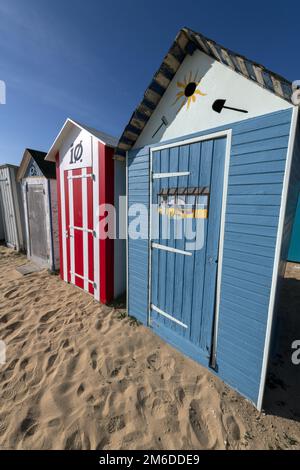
[82,167,89,292]
[60,164,68,282]
[151,304,188,329]
[92,136,100,301]
[69,170,75,286]
[257,106,299,411]
[152,242,192,256]
[126,151,129,317]
[151,130,231,153]
[210,130,232,369]
[67,174,93,180]
[153,171,190,179]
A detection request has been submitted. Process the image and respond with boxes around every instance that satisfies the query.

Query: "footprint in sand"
[147,352,161,370]
[223,414,243,443]
[174,387,185,405]
[95,434,110,450]
[110,366,121,377]
[151,391,177,418]
[77,383,85,396]
[46,354,58,372]
[189,399,216,449]
[61,339,69,349]
[90,350,98,370]
[65,430,82,450]
[3,287,18,300]
[107,415,125,434]
[20,358,29,370]
[48,418,61,428]
[161,356,176,380]
[20,408,39,439]
[39,309,59,324]
[137,387,148,407]
[0,415,8,437]
[3,321,22,339]
[7,358,19,372]
[0,311,18,324]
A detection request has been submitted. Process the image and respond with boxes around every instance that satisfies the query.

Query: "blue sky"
[0,0,297,165]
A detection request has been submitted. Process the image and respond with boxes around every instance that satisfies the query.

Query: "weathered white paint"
[49,178,60,270]
[134,50,292,148]
[22,176,59,270]
[0,165,25,251]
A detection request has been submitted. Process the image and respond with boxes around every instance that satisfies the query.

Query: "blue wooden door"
[150,137,226,360]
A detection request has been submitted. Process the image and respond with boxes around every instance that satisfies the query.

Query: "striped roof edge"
[115,27,293,160]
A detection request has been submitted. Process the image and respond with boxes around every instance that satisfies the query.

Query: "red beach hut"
[45,119,125,304]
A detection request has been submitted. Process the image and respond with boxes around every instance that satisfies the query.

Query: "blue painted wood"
[127,108,293,406]
[127,151,149,324]
[151,138,226,355]
[288,193,300,262]
[231,136,290,155]
[200,138,226,352]
[230,148,288,166]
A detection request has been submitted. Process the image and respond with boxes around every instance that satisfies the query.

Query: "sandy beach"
[0,245,300,450]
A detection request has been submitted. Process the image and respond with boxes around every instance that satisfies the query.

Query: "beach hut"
[0,199,4,242]
[115,28,300,410]
[0,164,26,251]
[17,149,59,271]
[45,119,126,304]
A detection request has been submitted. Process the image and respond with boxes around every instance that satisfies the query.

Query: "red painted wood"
[55,153,64,280]
[99,142,114,304]
[64,170,71,283]
[87,167,94,295]
[72,169,84,289]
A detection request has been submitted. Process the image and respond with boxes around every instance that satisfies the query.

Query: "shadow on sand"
[264,269,300,422]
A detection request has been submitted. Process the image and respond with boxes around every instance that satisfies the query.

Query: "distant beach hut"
[0,196,4,242]
[0,164,26,251]
[115,28,300,410]
[17,149,59,271]
[45,119,126,303]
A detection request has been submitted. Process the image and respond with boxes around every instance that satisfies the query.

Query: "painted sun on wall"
[173,71,206,113]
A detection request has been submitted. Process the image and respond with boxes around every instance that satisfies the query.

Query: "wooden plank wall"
[127,108,293,404]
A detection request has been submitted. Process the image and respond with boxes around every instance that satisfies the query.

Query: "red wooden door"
[64,167,94,295]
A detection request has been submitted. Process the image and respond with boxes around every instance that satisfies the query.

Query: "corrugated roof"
[72,120,119,148]
[17,149,55,181]
[45,118,118,162]
[0,164,19,170]
[115,27,293,160]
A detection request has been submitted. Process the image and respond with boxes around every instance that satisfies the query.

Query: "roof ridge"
[115,26,293,160]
